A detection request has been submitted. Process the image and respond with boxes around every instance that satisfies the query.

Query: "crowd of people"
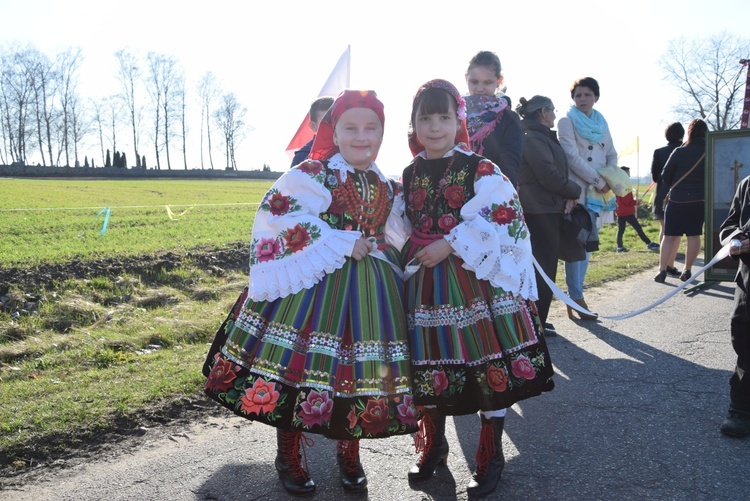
[202,50,742,498]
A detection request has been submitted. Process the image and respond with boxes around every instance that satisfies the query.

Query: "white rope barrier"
[533,243,732,321]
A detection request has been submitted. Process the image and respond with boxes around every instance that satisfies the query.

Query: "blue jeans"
[565,252,590,300]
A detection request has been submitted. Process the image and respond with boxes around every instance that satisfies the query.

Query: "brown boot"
[408,410,449,481]
[336,439,367,493]
[275,429,315,497]
[467,416,505,497]
[573,297,598,320]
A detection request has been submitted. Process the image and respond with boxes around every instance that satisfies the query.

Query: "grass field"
[0,178,675,468]
[0,178,272,266]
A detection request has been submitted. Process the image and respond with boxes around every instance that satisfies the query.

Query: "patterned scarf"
[566,105,608,144]
[465,94,508,155]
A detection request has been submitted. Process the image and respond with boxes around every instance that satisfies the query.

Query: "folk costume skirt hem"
[403,242,554,416]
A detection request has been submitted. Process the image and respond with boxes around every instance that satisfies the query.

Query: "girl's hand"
[351,237,373,261]
[597,182,612,194]
[564,199,577,214]
[415,239,454,268]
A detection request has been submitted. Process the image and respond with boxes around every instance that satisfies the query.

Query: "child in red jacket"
[615,167,659,252]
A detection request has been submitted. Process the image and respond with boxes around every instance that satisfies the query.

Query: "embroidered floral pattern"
[259,188,301,216]
[486,364,508,392]
[396,395,419,428]
[511,354,537,380]
[239,377,281,416]
[406,154,474,236]
[480,193,528,242]
[297,159,324,176]
[413,366,466,397]
[254,237,282,263]
[438,213,458,231]
[297,389,334,428]
[359,398,390,436]
[206,354,237,392]
[476,160,498,178]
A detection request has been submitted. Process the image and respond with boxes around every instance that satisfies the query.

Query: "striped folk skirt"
[403,242,554,415]
[204,247,418,439]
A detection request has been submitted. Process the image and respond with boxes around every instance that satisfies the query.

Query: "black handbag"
[559,204,592,263]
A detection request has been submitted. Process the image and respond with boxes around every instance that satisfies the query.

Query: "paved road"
[2,264,749,500]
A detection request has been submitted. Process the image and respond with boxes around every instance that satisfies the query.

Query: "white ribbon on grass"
[534,243,733,321]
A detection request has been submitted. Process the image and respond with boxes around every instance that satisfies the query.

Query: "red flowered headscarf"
[408,79,470,157]
[309,90,385,161]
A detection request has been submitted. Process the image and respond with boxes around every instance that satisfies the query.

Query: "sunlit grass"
[0,179,273,267]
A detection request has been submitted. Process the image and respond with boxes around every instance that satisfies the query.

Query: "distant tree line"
[0,44,249,170]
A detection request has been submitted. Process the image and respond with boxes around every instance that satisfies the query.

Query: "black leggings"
[616,214,651,247]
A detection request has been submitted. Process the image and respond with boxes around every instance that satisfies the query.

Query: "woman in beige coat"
[556,77,617,320]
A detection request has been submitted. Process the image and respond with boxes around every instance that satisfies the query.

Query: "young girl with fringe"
[401,79,554,497]
[203,90,417,496]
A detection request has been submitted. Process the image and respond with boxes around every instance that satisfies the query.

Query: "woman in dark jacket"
[651,122,685,276]
[655,118,707,283]
[517,95,582,334]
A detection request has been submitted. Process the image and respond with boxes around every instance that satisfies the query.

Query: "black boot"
[275,429,316,497]
[336,439,368,493]
[467,416,505,497]
[408,410,449,480]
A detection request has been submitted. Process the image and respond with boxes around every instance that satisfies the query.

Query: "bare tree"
[0,44,39,164]
[69,93,91,167]
[177,76,189,170]
[213,92,247,170]
[115,48,143,168]
[146,53,183,170]
[56,47,83,166]
[25,47,55,166]
[197,72,219,169]
[660,32,750,130]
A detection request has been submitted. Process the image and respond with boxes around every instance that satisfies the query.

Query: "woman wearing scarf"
[203,90,417,496]
[464,50,523,187]
[557,77,617,320]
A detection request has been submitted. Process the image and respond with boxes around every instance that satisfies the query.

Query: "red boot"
[275,429,315,497]
[336,439,367,493]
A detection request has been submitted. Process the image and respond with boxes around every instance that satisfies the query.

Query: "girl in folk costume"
[203,91,417,496]
[402,80,554,497]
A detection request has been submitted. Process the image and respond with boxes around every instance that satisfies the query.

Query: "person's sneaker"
[647,242,660,251]
[666,265,680,277]
[543,322,557,336]
[680,269,692,282]
[654,270,667,283]
[616,246,629,253]
[720,410,750,438]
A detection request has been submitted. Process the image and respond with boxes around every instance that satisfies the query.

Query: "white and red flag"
[285,46,351,155]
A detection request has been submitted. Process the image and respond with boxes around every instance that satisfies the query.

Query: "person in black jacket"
[517,95,581,335]
[651,122,684,276]
[654,119,706,283]
[719,176,750,437]
[290,96,335,167]
[464,50,523,187]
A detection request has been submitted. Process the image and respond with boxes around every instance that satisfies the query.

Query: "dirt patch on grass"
[0,242,249,313]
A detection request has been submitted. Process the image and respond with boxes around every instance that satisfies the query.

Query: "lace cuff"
[248,230,359,302]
